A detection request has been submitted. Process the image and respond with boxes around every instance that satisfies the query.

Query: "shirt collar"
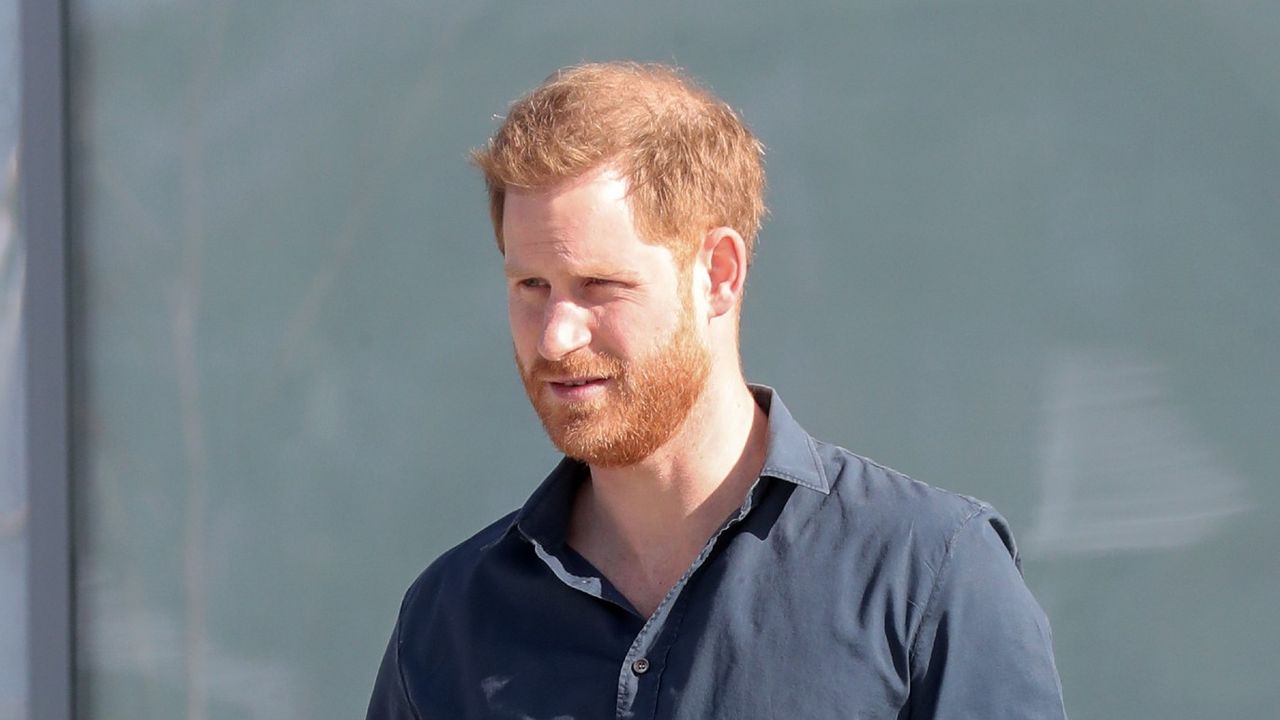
[751,384,831,495]
[510,455,588,549]
[509,384,830,548]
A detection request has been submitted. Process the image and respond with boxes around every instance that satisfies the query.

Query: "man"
[368,62,1066,719]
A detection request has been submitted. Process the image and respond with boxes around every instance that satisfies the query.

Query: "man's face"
[502,168,711,467]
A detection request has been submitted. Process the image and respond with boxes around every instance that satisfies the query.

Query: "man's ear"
[698,226,749,319]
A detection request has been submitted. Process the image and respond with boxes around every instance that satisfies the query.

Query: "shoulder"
[808,440,1022,591]
[820,440,1010,542]
[805,441,1033,647]
[828,444,1067,715]
[396,509,522,629]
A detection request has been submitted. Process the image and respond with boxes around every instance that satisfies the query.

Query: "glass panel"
[1,0,27,717]
[69,1,1280,719]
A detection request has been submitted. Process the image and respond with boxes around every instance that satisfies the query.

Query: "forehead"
[502,168,674,272]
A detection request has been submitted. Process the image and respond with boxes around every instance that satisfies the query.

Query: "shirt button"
[631,657,650,675]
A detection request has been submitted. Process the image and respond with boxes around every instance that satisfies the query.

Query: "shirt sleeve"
[366,618,420,720]
[906,510,1068,719]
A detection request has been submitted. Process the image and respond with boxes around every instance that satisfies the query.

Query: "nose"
[538,299,591,360]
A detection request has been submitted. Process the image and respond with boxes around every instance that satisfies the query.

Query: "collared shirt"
[367,387,1067,719]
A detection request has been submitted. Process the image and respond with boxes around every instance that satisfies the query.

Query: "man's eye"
[585,278,617,287]
[517,278,549,290]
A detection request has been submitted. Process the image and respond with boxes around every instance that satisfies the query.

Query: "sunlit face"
[503,168,711,467]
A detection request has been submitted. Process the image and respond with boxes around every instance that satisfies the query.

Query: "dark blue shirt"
[367,387,1067,719]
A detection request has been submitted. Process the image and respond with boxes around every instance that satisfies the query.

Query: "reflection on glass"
[1026,347,1247,557]
[1,0,28,715]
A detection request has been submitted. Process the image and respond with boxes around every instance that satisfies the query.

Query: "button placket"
[614,487,764,718]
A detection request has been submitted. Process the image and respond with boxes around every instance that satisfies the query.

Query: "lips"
[544,376,610,400]
[549,377,607,387]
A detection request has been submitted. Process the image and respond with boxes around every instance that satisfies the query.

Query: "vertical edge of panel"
[20,0,73,718]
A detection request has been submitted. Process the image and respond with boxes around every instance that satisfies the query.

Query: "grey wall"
[64,2,1279,719]
[2,0,27,716]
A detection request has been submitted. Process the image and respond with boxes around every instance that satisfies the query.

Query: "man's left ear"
[698,226,749,319]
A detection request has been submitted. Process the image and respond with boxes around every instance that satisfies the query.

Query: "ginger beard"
[518,283,712,468]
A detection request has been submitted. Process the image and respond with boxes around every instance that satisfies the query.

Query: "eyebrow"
[503,265,643,283]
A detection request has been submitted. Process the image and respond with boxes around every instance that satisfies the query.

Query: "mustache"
[527,352,625,381]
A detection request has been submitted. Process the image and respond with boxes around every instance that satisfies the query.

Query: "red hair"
[472,62,766,260]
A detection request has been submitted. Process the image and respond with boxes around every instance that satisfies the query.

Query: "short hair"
[471,62,766,260]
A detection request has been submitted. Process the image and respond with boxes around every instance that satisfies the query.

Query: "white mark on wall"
[1024,346,1247,557]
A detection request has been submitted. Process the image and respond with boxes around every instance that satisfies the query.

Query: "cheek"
[508,300,542,351]
[596,304,677,355]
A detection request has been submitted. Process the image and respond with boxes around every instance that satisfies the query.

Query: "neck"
[570,371,769,577]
